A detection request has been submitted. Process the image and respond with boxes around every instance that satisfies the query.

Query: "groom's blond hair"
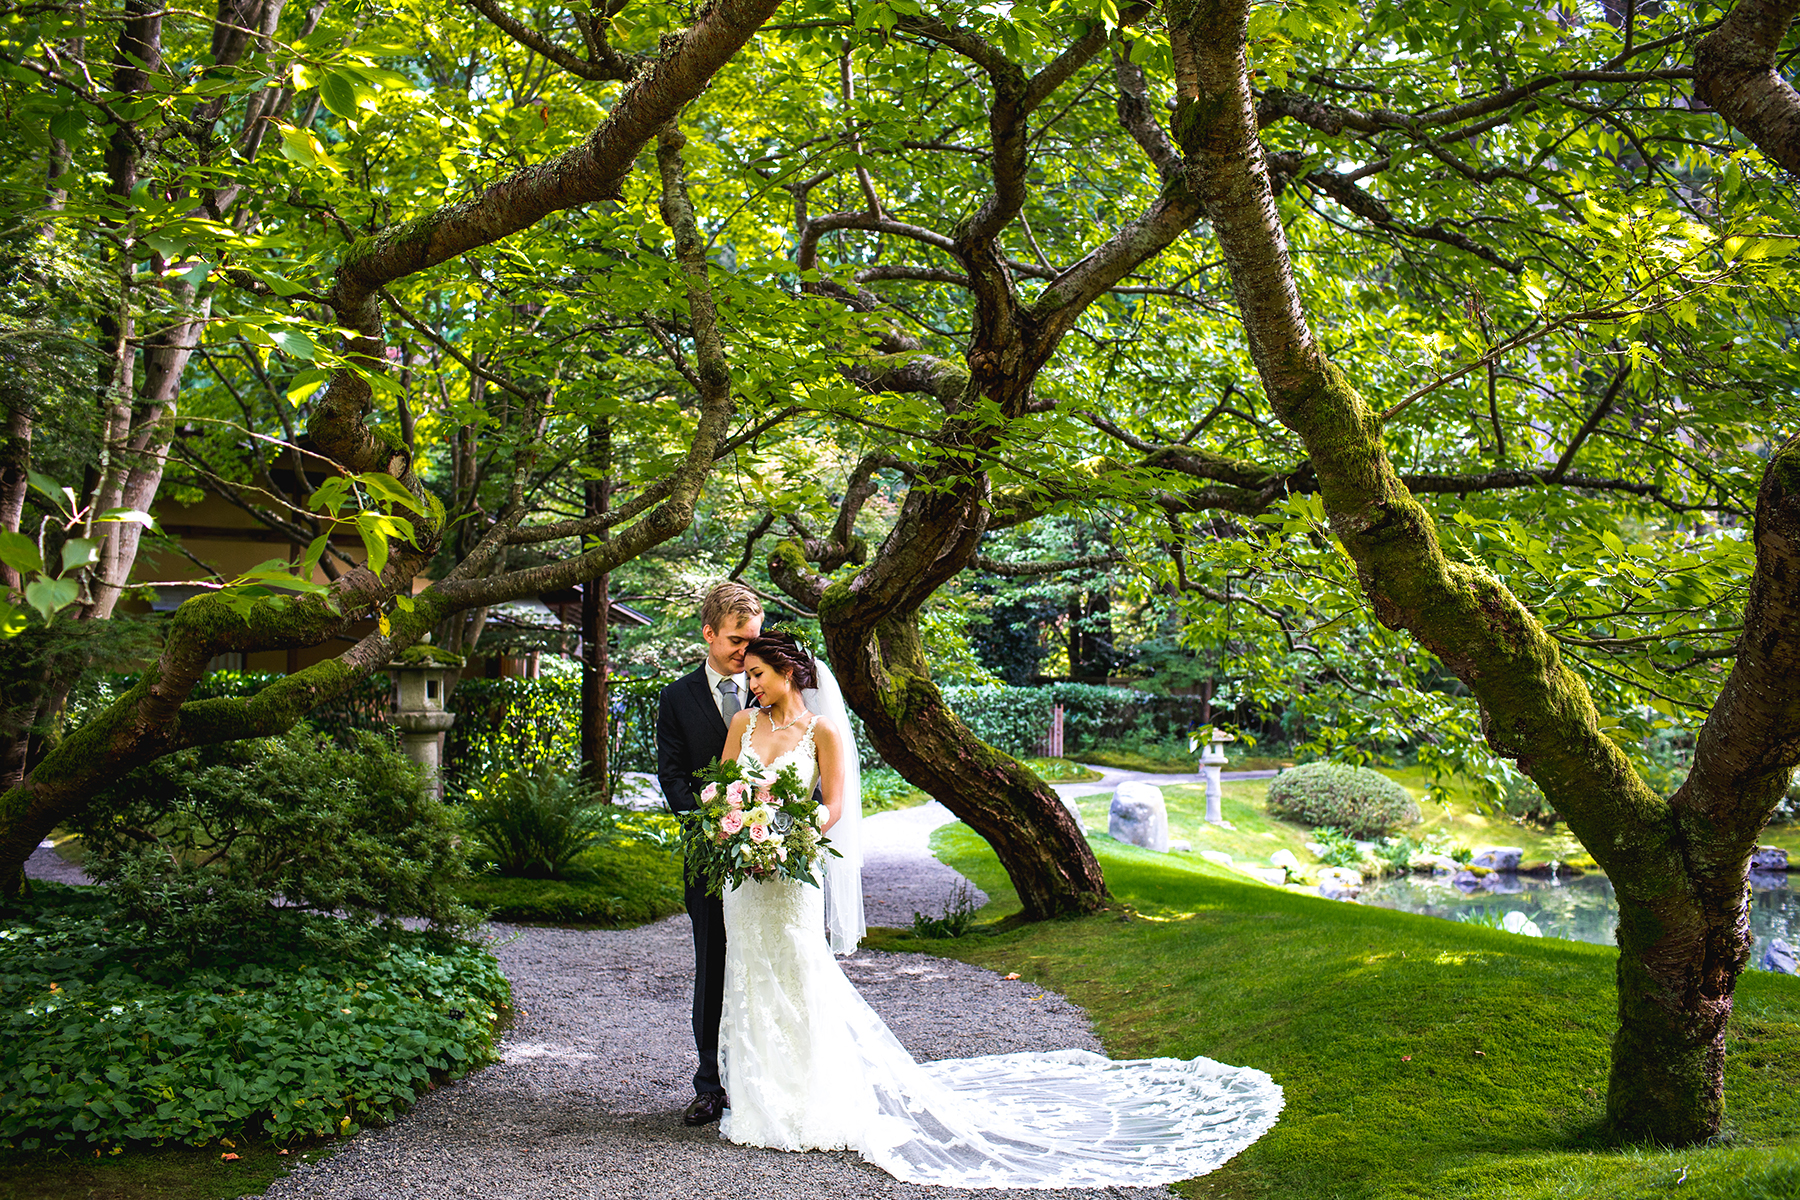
[700,581,763,634]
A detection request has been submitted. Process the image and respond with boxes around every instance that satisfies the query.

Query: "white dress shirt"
[703,660,747,721]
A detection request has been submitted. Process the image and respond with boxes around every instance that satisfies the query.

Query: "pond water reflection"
[1359,870,1797,971]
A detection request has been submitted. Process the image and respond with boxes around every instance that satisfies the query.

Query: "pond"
[1359,869,1797,971]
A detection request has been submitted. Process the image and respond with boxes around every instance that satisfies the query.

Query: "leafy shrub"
[0,884,508,1152]
[74,727,472,955]
[910,880,978,939]
[446,676,661,798]
[861,767,928,814]
[457,836,684,925]
[1309,826,1364,868]
[459,767,610,880]
[1267,762,1420,837]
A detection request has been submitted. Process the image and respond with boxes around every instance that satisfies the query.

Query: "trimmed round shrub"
[1266,762,1420,836]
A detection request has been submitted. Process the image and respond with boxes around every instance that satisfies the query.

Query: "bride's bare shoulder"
[810,714,842,748]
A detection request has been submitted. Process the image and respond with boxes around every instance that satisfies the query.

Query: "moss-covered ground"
[870,821,1800,1200]
[455,838,685,926]
[0,1138,314,1199]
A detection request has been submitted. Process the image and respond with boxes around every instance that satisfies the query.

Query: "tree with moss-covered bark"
[0,0,785,896]
[1150,0,1800,1147]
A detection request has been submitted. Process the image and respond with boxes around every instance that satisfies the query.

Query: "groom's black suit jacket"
[657,665,730,817]
[657,665,731,1097]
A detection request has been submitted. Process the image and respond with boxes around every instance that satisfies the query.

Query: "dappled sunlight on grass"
[910,819,1800,1200]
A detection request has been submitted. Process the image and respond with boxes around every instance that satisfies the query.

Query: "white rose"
[747,805,775,826]
[814,803,830,827]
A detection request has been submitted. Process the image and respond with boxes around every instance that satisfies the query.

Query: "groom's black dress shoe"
[682,1092,727,1126]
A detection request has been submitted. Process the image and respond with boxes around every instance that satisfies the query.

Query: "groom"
[656,581,764,1126]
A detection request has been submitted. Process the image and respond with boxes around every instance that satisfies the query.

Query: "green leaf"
[27,470,76,514]
[356,512,390,577]
[269,328,318,360]
[24,576,79,622]
[356,471,426,516]
[0,530,43,575]
[60,537,100,575]
[276,123,343,177]
[318,71,360,121]
[98,508,159,530]
[286,368,331,404]
[0,600,27,637]
[48,106,83,145]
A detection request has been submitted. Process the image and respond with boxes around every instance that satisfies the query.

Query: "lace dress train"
[717,715,1283,1189]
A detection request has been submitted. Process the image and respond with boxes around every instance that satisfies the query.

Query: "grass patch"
[865,760,1101,815]
[0,1138,312,1199]
[1078,748,1199,773]
[1755,822,1800,858]
[889,822,1800,1200]
[455,838,684,926]
[1023,757,1105,783]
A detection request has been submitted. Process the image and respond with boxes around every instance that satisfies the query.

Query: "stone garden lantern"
[1198,729,1236,826]
[386,644,463,798]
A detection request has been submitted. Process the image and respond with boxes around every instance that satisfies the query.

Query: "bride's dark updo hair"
[745,630,817,691]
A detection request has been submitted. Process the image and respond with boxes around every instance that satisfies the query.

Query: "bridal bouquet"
[680,758,838,896]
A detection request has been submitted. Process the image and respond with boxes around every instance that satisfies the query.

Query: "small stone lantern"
[1198,728,1236,826]
[386,644,463,798]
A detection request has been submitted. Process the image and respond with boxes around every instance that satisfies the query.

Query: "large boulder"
[1317,866,1363,901]
[1763,938,1797,975]
[1751,845,1789,871]
[1471,846,1524,871]
[1109,782,1170,853]
[1409,853,1459,875]
[1058,793,1087,835]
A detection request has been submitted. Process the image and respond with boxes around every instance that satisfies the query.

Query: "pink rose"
[725,780,748,804]
[755,786,774,806]
[720,810,744,835]
[748,824,768,843]
[726,791,744,810]
[700,782,718,802]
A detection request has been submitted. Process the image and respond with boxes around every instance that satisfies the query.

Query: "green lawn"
[875,822,1800,1200]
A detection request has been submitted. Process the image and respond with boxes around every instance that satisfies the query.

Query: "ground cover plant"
[885,826,1800,1199]
[0,883,509,1154]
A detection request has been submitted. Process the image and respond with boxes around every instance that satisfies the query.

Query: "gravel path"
[244,800,1170,1200]
[21,771,1267,1197]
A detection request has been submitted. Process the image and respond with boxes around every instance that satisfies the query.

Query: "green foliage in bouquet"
[680,758,838,897]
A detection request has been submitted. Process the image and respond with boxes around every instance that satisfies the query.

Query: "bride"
[713,630,1283,1189]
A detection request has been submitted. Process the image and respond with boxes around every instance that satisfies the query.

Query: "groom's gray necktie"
[717,677,741,719]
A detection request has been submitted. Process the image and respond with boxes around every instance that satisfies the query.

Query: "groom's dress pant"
[687,880,728,1097]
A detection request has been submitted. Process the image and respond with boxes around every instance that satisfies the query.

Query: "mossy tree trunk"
[1695,0,1800,175]
[1165,0,1800,1144]
[765,19,1238,919]
[773,515,1108,921]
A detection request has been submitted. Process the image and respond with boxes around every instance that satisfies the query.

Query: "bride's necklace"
[764,704,808,731]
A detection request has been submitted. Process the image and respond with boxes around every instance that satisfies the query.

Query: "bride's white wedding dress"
[717,711,1284,1189]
